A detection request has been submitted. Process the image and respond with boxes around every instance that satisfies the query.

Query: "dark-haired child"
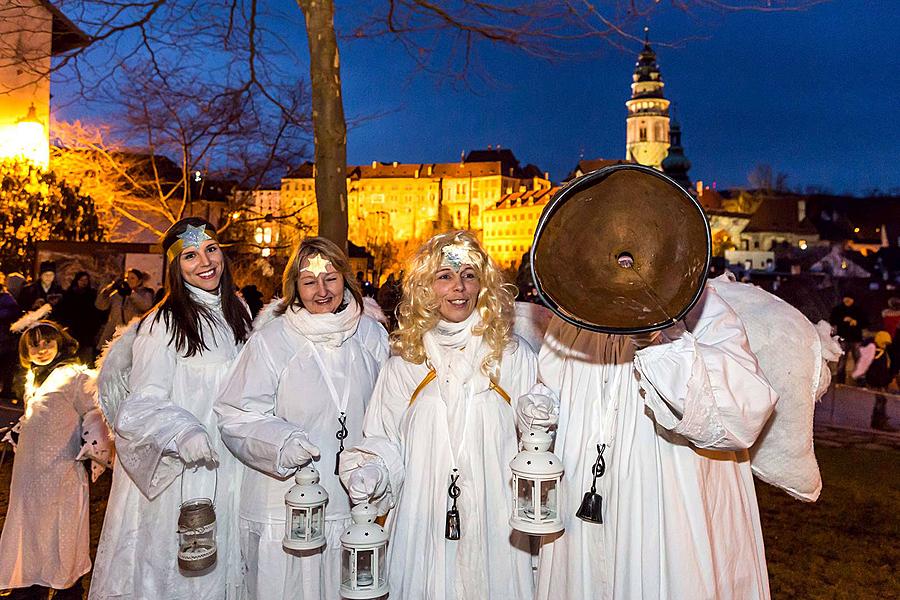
[0,321,102,600]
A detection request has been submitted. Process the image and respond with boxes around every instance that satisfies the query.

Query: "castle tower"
[625,29,670,169]
[662,118,692,190]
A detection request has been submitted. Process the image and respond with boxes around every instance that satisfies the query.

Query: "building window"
[639,127,647,142]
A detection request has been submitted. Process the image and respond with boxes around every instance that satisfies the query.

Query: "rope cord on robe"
[408,368,510,405]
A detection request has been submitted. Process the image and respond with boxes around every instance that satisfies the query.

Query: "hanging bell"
[445,508,461,540]
[576,443,606,525]
[575,491,603,524]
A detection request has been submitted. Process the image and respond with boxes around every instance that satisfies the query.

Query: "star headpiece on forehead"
[166,223,218,263]
[302,253,332,277]
[440,243,479,272]
[178,223,213,249]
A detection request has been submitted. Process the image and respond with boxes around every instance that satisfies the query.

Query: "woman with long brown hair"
[216,236,389,600]
[89,217,251,600]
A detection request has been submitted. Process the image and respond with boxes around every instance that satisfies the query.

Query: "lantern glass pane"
[377,544,386,585]
[311,506,323,537]
[357,549,375,588]
[516,476,533,519]
[290,508,307,539]
[179,522,216,556]
[341,548,353,587]
[541,480,558,520]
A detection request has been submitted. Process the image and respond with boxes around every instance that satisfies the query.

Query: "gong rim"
[529,164,711,335]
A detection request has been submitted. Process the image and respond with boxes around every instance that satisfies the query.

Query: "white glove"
[279,433,321,469]
[176,428,218,467]
[345,463,389,505]
[515,391,558,433]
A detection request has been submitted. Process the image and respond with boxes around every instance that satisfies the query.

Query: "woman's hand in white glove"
[345,463,389,505]
[515,391,559,433]
[176,428,218,467]
[279,434,321,469]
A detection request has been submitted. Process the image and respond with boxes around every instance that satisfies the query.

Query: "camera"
[113,279,132,296]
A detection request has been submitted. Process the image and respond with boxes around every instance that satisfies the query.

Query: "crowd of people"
[0,216,834,600]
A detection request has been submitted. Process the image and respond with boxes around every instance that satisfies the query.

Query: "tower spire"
[625,31,671,170]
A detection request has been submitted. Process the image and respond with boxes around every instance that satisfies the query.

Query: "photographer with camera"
[95,268,154,349]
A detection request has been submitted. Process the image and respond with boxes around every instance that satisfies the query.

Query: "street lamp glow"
[0,104,49,168]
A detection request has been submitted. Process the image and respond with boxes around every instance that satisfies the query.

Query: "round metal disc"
[530,164,711,334]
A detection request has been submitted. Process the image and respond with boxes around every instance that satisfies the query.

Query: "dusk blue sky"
[56,0,900,195]
[336,0,898,195]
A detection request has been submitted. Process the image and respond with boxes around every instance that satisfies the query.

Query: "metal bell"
[575,491,604,524]
[445,508,461,540]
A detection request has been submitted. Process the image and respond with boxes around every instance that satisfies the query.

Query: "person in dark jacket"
[830,295,867,383]
[57,272,103,365]
[18,261,64,311]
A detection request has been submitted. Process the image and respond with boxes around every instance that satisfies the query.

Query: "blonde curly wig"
[392,230,517,379]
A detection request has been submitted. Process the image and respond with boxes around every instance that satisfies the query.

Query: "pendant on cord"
[445,469,461,540]
[576,443,606,524]
[334,412,348,476]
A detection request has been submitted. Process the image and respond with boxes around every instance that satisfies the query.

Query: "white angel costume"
[0,363,98,590]
[534,285,779,600]
[215,298,388,600]
[342,312,537,600]
[89,286,244,600]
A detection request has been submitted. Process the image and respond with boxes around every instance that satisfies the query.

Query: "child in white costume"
[216,237,389,600]
[341,231,538,600]
[89,217,252,600]
[0,320,106,600]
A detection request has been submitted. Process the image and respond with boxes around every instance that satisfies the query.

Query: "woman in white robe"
[526,285,779,600]
[89,217,252,600]
[0,322,100,600]
[341,231,536,600]
[215,236,389,600]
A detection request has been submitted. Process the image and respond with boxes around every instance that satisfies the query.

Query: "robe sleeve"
[341,357,410,515]
[632,286,778,451]
[214,332,305,478]
[114,318,206,499]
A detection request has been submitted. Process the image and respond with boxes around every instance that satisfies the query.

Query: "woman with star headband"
[89,217,251,600]
[215,236,389,600]
[339,230,545,600]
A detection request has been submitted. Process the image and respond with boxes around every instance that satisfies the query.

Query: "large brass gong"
[530,164,711,334]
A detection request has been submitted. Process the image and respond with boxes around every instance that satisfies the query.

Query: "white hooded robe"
[534,285,778,600]
[215,304,388,600]
[345,317,537,600]
[89,287,244,600]
[0,363,96,590]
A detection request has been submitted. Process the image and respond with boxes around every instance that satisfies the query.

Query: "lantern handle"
[180,464,219,508]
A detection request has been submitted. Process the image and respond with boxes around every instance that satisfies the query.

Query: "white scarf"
[283,290,361,348]
[422,311,490,419]
[186,283,222,309]
[422,310,494,599]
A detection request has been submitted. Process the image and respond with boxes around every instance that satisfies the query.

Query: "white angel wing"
[93,318,141,428]
[708,274,841,502]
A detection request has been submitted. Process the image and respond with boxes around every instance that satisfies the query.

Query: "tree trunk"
[298,0,348,249]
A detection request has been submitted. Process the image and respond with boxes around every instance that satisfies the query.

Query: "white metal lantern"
[283,465,329,551]
[340,503,389,599]
[510,429,565,535]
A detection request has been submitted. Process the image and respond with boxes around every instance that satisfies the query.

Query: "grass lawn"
[757,443,899,599]
[0,441,897,598]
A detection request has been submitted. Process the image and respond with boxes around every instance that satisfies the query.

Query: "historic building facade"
[279,149,551,254]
